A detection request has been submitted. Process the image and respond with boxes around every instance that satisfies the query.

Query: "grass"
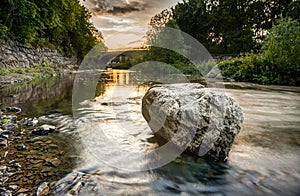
[0,61,57,78]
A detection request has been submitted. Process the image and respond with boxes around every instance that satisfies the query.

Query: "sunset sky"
[80,0,181,50]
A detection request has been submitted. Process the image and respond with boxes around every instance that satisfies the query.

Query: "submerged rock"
[48,158,62,167]
[36,182,50,196]
[17,144,26,151]
[142,83,244,161]
[32,125,56,136]
[19,117,38,127]
[51,172,100,195]
[0,138,8,148]
[6,107,22,113]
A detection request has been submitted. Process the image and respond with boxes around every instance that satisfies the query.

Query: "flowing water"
[1,70,299,195]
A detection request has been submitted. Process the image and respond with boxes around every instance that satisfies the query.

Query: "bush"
[0,23,8,39]
[218,18,300,86]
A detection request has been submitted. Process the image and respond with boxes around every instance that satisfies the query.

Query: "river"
[0,70,299,195]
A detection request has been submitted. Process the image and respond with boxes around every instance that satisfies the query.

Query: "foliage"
[147,0,299,56]
[0,0,106,59]
[261,18,300,69]
[218,18,300,86]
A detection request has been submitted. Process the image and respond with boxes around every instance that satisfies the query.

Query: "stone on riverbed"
[19,117,38,127]
[142,83,244,161]
[0,137,8,148]
[31,125,56,136]
[6,107,22,113]
[36,182,50,196]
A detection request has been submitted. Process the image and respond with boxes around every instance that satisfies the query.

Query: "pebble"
[36,182,49,196]
[68,181,83,195]
[0,189,12,196]
[0,138,8,148]
[8,185,18,190]
[49,158,61,167]
[13,163,21,169]
[0,166,7,172]
[0,177,9,184]
[2,131,13,135]
[32,125,56,136]
[1,151,8,158]
[8,160,15,164]
[2,123,18,131]
[48,144,59,149]
[16,188,30,194]
[19,118,38,127]
[1,134,9,139]
[13,137,22,141]
[17,144,26,151]
[28,118,38,126]
[6,107,22,113]
[29,159,43,164]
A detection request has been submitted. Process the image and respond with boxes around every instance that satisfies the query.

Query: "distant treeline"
[142,0,300,86]
[149,0,299,56]
[0,0,106,59]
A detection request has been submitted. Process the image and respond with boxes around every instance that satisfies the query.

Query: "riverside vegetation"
[1,0,299,87]
[0,0,106,59]
[218,18,300,86]
[0,0,106,87]
[118,0,299,86]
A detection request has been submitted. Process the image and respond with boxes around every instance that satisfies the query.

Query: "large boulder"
[142,83,243,161]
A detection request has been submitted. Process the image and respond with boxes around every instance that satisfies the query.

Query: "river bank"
[0,65,77,88]
[0,39,79,88]
[0,75,80,195]
[0,106,81,195]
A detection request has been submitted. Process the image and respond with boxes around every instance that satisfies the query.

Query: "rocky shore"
[0,107,78,196]
[0,39,79,88]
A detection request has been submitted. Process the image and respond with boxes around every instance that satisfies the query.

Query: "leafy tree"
[148,0,299,56]
[0,0,106,59]
[260,17,300,84]
[218,18,300,86]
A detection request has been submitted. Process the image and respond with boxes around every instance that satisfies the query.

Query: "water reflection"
[0,75,74,116]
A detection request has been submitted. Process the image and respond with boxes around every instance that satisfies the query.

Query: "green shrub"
[0,23,8,38]
[218,18,300,86]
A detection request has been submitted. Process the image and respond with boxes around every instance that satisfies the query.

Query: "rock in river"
[6,107,22,113]
[31,125,56,136]
[142,83,244,161]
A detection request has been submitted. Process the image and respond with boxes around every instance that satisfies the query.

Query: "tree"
[260,17,300,85]
[149,0,299,56]
[218,17,300,86]
[0,0,106,59]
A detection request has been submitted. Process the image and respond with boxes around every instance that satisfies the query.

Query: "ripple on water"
[65,83,300,195]
[3,75,300,195]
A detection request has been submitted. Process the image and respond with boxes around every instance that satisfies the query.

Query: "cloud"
[80,0,181,49]
[81,0,148,16]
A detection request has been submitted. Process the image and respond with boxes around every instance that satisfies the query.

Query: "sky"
[80,0,181,50]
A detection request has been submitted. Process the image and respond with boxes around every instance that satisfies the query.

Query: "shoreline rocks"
[0,106,77,195]
[0,39,78,70]
[0,39,79,88]
[142,83,244,161]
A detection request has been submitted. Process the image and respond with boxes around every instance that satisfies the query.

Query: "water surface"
[1,71,299,195]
